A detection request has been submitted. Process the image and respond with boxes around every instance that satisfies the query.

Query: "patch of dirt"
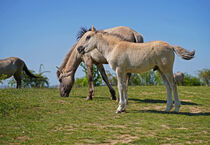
[100,134,138,145]
[189,106,201,113]
[16,136,29,142]
[154,106,164,110]
[143,105,164,111]
[177,127,188,130]
[160,124,170,129]
[86,123,126,130]
[182,99,192,102]
[54,124,76,133]
[57,99,68,104]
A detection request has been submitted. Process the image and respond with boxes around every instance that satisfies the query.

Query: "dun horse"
[174,72,184,86]
[0,57,38,88]
[57,26,144,99]
[76,26,195,113]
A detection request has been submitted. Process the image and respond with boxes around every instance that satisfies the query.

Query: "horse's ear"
[91,25,96,32]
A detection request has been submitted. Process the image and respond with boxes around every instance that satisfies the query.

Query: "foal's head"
[77,26,98,55]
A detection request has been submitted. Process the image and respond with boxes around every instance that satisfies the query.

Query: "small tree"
[105,70,117,86]
[183,73,202,86]
[0,74,8,84]
[198,69,210,86]
[129,70,163,86]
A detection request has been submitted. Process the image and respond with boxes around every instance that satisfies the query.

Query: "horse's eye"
[86,35,91,41]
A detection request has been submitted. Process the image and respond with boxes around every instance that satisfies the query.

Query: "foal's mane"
[97,31,129,42]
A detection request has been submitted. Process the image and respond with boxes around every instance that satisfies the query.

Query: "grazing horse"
[174,72,184,86]
[0,57,38,88]
[76,26,195,113]
[57,26,144,99]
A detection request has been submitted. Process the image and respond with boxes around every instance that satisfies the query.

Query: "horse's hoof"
[174,107,180,113]
[110,96,116,100]
[86,97,93,100]
[165,104,173,112]
[116,97,119,103]
[116,110,122,114]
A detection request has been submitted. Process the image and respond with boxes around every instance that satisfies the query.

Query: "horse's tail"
[23,63,38,78]
[173,46,195,60]
[133,31,144,43]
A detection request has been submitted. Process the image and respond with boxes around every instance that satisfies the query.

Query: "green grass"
[0,86,209,144]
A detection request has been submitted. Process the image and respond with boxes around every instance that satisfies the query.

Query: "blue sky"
[0,0,210,86]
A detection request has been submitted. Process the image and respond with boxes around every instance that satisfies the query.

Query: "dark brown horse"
[0,57,38,88]
[57,26,144,100]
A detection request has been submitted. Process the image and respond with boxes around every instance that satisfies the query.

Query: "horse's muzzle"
[77,46,85,54]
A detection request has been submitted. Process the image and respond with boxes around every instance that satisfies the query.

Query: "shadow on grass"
[129,98,198,106]
[71,95,114,101]
[135,110,210,116]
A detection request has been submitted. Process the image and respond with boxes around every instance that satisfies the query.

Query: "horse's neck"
[63,49,82,74]
[97,35,119,60]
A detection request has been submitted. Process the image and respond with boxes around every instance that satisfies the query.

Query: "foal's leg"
[116,73,131,103]
[158,70,173,112]
[83,57,94,100]
[165,72,181,112]
[116,68,127,113]
[96,64,116,100]
[14,72,21,89]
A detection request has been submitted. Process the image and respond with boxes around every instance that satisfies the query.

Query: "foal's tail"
[23,63,38,78]
[173,46,195,60]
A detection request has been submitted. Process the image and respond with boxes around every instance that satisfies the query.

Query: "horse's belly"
[126,60,156,73]
[0,63,16,77]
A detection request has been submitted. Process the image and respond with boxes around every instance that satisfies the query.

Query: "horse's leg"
[125,73,131,105]
[158,70,173,112]
[181,79,184,86]
[165,71,181,112]
[116,68,126,113]
[83,56,94,100]
[96,64,116,100]
[14,72,21,89]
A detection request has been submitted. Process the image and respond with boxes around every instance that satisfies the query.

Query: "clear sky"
[0,0,210,86]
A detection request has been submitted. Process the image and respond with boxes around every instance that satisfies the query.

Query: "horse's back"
[0,57,24,77]
[104,26,143,43]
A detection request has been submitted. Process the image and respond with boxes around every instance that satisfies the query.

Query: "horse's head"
[57,68,75,97]
[77,26,98,55]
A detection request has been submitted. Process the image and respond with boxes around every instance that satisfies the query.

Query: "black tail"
[23,63,38,78]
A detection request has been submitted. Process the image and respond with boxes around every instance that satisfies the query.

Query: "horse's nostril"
[77,46,84,53]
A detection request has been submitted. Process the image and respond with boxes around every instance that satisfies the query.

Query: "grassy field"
[0,86,209,144]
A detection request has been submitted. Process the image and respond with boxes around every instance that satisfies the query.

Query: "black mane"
[76,27,91,40]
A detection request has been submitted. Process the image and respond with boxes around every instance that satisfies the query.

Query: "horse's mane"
[77,27,91,40]
[58,43,77,71]
[59,27,89,72]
